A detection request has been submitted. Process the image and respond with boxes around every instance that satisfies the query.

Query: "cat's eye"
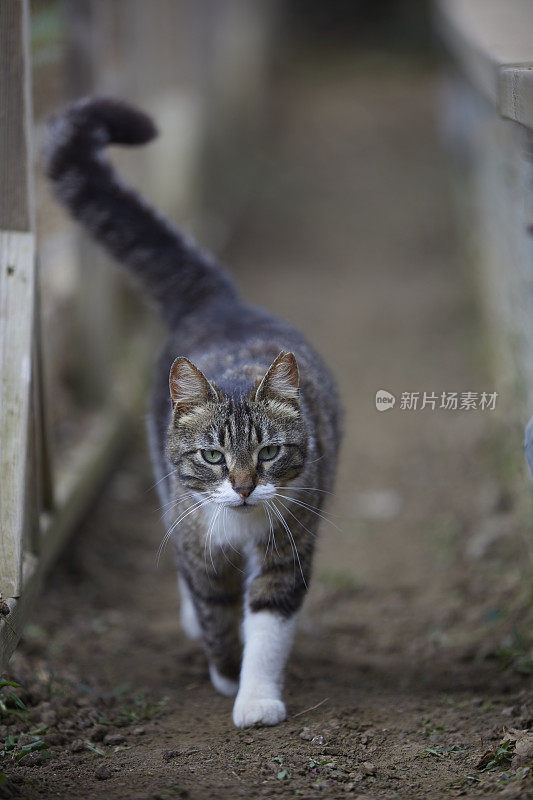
[258,445,280,462]
[202,449,224,464]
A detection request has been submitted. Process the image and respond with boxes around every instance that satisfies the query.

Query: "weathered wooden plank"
[0,0,34,230]
[437,0,533,129]
[0,231,35,597]
[0,348,149,669]
[500,67,533,132]
[0,0,35,598]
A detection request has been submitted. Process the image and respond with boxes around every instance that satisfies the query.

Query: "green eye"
[202,449,224,464]
[258,445,280,462]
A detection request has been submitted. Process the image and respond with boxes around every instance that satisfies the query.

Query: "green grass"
[118,692,169,723]
[477,739,515,773]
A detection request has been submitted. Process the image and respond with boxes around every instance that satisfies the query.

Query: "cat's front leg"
[232,606,298,728]
[232,546,309,728]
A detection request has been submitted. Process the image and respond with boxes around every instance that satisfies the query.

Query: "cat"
[45,98,341,728]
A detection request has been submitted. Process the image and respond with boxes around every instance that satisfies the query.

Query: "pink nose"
[234,484,253,499]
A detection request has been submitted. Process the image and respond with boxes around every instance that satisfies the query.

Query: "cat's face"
[167,352,307,509]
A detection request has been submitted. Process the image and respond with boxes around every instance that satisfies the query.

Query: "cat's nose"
[234,484,253,499]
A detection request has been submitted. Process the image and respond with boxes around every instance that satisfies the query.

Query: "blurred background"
[33,0,433,460]
[3,0,533,795]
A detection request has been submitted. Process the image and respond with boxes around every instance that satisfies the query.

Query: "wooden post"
[0,0,36,597]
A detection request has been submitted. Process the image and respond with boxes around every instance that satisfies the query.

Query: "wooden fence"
[437,0,533,428]
[0,0,277,671]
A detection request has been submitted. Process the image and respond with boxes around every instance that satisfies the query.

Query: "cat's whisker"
[265,502,280,558]
[204,504,221,576]
[146,468,175,492]
[156,491,201,518]
[204,506,222,575]
[273,486,341,516]
[267,501,296,584]
[222,509,243,557]
[263,503,273,563]
[166,496,210,531]
[270,500,308,590]
[156,489,210,514]
[156,498,209,566]
[275,498,318,540]
[277,486,334,495]
[306,454,326,465]
[220,507,244,573]
[275,492,333,517]
[157,504,204,566]
[207,506,221,575]
[274,493,341,530]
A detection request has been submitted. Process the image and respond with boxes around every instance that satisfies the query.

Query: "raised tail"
[45,97,238,327]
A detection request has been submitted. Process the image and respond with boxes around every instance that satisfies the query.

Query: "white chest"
[200,503,269,551]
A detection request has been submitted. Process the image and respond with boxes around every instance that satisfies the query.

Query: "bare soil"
[3,57,533,799]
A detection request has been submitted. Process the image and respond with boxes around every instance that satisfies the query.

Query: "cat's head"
[166,351,307,509]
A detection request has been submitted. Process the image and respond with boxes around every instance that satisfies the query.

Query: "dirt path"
[3,58,532,800]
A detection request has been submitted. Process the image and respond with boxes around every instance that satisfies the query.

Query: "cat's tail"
[45,97,238,328]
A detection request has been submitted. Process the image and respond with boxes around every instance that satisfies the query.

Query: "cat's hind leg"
[178,575,201,640]
[178,563,242,697]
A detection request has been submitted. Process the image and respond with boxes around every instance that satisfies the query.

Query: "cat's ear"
[255,351,299,407]
[169,357,217,413]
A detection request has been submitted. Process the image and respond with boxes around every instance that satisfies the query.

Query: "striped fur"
[46,98,342,728]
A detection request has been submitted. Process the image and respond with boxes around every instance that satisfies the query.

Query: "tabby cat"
[46,98,341,728]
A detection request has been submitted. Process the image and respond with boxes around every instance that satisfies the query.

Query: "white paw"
[209,665,239,697]
[232,696,286,728]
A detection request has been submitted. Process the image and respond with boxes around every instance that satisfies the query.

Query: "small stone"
[514,732,533,766]
[300,727,313,740]
[103,732,125,746]
[90,725,108,742]
[360,762,376,776]
[70,739,84,753]
[133,726,145,736]
[311,735,324,745]
[95,764,112,780]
